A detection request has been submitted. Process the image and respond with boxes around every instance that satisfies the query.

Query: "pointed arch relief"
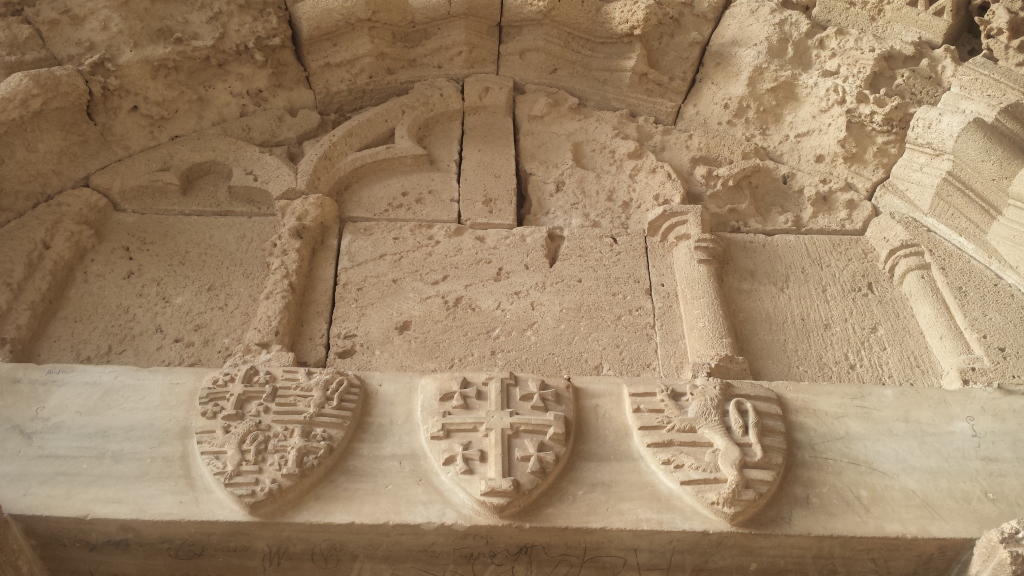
[297,78,463,223]
[88,133,299,216]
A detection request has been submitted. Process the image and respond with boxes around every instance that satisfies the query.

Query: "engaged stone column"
[866,214,987,389]
[647,206,750,380]
[234,194,339,367]
[968,518,1024,576]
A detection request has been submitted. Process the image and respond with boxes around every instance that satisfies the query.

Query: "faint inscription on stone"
[420,373,575,517]
[626,377,787,525]
[195,365,363,513]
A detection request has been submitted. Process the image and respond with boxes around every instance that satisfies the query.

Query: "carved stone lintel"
[968,519,1024,576]
[866,214,988,388]
[195,365,363,514]
[420,373,575,518]
[647,206,750,380]
[626,377,787,526]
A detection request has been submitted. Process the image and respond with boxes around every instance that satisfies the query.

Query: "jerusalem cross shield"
[194,364,363,514]
[626,376,787,525]
[420,372,575,517]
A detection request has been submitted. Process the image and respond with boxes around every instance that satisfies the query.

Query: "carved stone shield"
[626,377,786,525]
[420,372,575,517]
[195,365,363,514]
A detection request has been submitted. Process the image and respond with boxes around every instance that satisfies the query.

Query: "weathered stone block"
[0,67,117,227]
[813,0,970,48]
[24,212,276,368]
[25,0,316,156]
[287,0,500,116]
[677,0,960,205]
[459,74,517,229]
[0,16,56,83]
[499,0,726,123]
[329,222,659,376]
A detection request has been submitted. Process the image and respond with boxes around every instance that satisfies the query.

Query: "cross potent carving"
[430,377,566,496]
[518,379,558,411]
[200,365,270,421]
[516,438,556,476]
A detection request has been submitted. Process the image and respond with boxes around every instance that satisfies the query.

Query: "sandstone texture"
[0,188,112,363]
[678,0,960,217]
[25,212,275,368]
[298,79,463,222]
[812,0,970,48]
[329,222,658,376]
[24,0,316,156]
[88,133,298,216]
[0,16,56,83]
[459,74,517,229]
[977,0,1024,67]
[500,0,726,123]
[968,518,1024,576]
[288,0,499,116]
[877,57,1024,282]
[0,66,117,227]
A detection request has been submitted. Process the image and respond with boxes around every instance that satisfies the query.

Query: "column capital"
[646,205,709,245]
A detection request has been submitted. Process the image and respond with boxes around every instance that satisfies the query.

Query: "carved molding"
[419,372,575,518]
[646,205,751,380]
[865,214,989,388]
[626,377,787,526]
[195,365,364,514]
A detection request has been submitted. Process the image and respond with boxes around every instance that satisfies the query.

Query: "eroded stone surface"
[500,0,727,123]
[329,222,659,376]
[0,188,112,363]
[288,0,499,116]
[978,0,1024,67]
[876,57,1024,282]
[460,74,517,229]
[516,85,873,233]
[0,67,117,227]
[0,16,56,83]
[89,133,298,216]
[678,0,961,205]
[812,0,970,48]
[25,212,275,368]
[298,79,462,222]
[25,0,316,156]
[968,518,1024,576]
[717,233,943,386]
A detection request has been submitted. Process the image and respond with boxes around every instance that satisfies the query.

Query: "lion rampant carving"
[656,376,763,510]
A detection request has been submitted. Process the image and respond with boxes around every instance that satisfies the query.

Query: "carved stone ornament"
[626,376,787,525]
[195,365,363,514]
[420,373,575,518]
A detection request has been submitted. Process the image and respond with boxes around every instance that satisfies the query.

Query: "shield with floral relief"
[195,365,363,513]
[420,372,575,517]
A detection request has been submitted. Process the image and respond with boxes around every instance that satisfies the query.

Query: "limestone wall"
[3,0,1024,573]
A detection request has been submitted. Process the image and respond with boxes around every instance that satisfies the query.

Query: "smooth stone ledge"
[0,363,1020,573]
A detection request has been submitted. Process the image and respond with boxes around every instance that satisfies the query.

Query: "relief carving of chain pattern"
[195,365,363,513]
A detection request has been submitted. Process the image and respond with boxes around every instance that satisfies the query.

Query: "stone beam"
[1,363,1022,574]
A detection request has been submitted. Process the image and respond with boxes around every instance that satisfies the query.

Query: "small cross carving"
[442,440,482,475]
[518,379,557,411]
[515,438,556,476]
[439,377,478,410]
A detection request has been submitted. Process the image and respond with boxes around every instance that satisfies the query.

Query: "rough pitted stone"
[0,16,56,83]
[812,0,970,48]
[288,0,499,116]
[0,66,117,227]
[678,0,961,206]
[329,222,659,377]
[25,0,316,156]
[500,0,727,123]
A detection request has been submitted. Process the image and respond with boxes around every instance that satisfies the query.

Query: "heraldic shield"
[420,372,576,517]
[195,365,363,514]
[626,376,786,525]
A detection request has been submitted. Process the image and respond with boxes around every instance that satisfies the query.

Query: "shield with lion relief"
[194,364,363,514]
[626,376,787,525]
[420,372,576,518]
